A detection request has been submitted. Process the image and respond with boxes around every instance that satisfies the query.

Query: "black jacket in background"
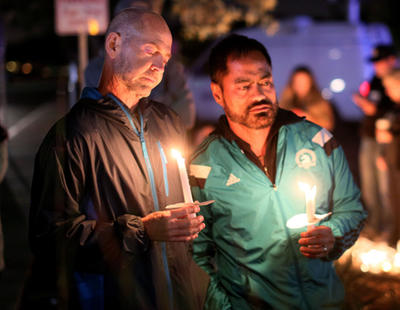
[361,76,395,138]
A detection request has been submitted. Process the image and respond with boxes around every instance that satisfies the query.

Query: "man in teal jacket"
[190,34,367,309]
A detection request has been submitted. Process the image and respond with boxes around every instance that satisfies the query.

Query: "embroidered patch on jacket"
[295,149,316,169]
[312,128,339,156]
[189,164,212,189]
[226,173,240,186]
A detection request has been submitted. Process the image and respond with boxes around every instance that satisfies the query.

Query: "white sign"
[55,0,109,36]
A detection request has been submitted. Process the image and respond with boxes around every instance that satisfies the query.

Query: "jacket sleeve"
[322,145,368,260]
[30,124,149,271]
[191,180,232,310]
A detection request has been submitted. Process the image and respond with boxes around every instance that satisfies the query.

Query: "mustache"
[247,99,274,111]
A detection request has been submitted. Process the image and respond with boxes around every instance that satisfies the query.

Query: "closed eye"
[144,44,157,55]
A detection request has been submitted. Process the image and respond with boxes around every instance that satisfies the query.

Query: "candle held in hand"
[171,149,193,203]
[298,182,316,224]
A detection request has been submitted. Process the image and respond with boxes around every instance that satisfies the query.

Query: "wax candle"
[298,182,316,224]
[171,149,193,203]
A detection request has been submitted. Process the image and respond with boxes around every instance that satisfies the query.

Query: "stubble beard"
[223,99,278,130]
[115,54,153,97]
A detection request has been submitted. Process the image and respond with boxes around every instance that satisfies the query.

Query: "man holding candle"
[190,34,367,309]
[25,9,207,310]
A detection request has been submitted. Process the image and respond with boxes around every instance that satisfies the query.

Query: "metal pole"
[78,32,88,93]
[0,20,6,124]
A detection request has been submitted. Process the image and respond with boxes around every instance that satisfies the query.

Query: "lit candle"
[298,182,316,225]
[171,149,193,203]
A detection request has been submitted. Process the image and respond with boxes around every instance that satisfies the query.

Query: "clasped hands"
[142,203,205,242]
[298,225,335,259]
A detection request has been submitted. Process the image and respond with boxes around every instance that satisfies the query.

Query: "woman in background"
[280,65,335,131]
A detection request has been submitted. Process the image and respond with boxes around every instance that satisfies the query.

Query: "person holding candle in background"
[190,34,367,309]
[377,68,400,246]
[23,9,208,310]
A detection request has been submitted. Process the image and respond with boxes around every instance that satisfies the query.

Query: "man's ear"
[105,32,122,59]
[210,82,224,107]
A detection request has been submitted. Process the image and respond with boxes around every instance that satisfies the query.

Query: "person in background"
[352,44,397,238]
[24,9,207,309]
[0,123,7,274]
[280,65,335,131]
[190,34,367,309]
[84,0,196,129]
[375,68,400,246]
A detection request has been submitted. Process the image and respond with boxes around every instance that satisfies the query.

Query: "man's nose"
[252,84,268,101]
[150,54,165,72]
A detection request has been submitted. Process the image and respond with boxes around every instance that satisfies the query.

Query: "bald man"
[25,9,208,310]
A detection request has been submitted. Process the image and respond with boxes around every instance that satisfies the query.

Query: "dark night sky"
[1,0,400,65]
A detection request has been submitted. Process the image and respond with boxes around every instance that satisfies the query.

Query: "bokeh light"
[21,63,33,74]
[88,18,100,36]
[6,61,19,73]
[330,78,346,93]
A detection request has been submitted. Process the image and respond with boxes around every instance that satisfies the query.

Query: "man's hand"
[298,226,335,259]
[142,203,205,242]
[352,93,377,116]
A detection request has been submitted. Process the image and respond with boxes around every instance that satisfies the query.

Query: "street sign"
[55,0,109,36]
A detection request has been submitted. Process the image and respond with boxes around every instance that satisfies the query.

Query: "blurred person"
[190,122,216,152]
[190,34,367,309]
[24,9,208,310]
[84,0,196,129]
[375,68,400,245]
[0,123,7,273]
[280,65,335,131]
[352,44,397,237]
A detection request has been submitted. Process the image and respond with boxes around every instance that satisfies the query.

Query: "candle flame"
[298,182,316,198]
[171,149,183,160]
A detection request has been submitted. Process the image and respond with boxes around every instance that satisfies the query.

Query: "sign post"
[55,0,109,91]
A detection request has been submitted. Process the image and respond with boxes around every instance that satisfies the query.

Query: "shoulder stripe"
[312,128,332,147]
[189,164,212,179]
[323,138,339,156]
[312,128,339,156]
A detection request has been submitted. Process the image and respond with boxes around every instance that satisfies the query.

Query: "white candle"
[298,182,316,224]
[171,149,193,203]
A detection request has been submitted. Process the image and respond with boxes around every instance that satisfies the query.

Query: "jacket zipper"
[111,95,174,309]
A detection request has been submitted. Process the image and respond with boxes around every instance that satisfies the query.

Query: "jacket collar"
[78,87,153,134]
[215,108,303,183]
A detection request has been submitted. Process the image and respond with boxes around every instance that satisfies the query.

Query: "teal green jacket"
[190,111,367,310]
